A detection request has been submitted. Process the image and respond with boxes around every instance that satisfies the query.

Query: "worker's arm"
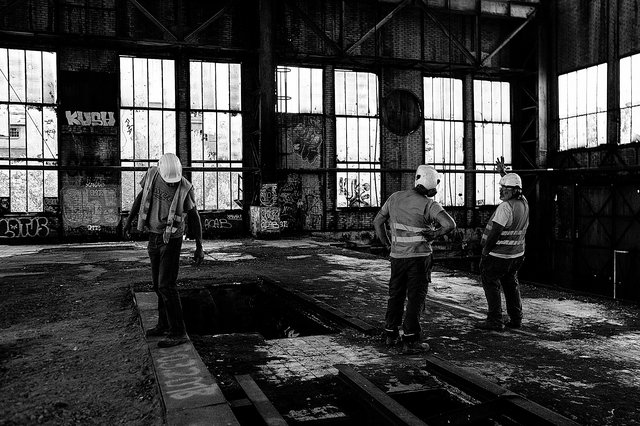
[186,207,204,265]
[422,210,456,241]
[123,191,143,238]
[373,213,391,249]
[481,221,504,256]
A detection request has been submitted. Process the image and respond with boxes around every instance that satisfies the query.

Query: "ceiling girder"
[346,0,412,55]
[184,0,234,42]
[283,0,343,55]
[481,9,536,66]
[128,0,177,41]
[419,0,477,65]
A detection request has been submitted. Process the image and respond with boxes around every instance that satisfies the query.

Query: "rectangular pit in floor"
[179,282,340,339]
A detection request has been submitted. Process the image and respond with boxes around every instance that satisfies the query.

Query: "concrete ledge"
[134,291,240,426]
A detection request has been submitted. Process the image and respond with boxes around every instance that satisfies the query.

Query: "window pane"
[560,63,607,149]
[26,50,43,103]
[0,49,8,102]
[9,50,25,103]
[190,61,243,210]
[120,56,176,210]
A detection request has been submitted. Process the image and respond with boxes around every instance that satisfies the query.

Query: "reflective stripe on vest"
[482,197,529,257]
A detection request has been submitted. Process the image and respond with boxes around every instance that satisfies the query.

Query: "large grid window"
[277,66,323,114]
[190,61,242,210]
[335,70,380,208]
[558,63,607,150]
[0,48,58,213]
[620,54,640,144]
[424,77,464,206]
[120,56,176,210]
[474,80,511,206]
[276,66,324,169]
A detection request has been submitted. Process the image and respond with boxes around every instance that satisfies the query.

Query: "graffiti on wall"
[260,183,278,207]
[61,185,119,229]
[201,212,243,237]
[250,206,280,237]
[338,176,373,208]
[0,215,59,239]
[278,175,302,231]
[278,115,323,168]
[65,111,116,126]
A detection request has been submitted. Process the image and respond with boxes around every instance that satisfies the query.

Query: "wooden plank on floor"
[336,364,427,426]
[235,374,288,426]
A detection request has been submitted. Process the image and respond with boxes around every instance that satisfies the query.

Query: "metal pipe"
[613,250,629,299]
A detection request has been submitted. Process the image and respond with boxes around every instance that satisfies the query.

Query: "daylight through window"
[558,63,607,150]
[424,77,464,206]
[190,61,242,210]
[335,70,380,208]
[620,54,640,145]
[120,56,176,210]
[474,80,511,206]
[0,48,57,213]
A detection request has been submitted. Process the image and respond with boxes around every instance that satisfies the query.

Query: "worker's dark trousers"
[480,255,524,325]
[385,256,432,343]
[148,233,186,336]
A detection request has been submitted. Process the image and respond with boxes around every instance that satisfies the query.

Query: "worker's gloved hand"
[193,246,205,266]
[421,227,437,242]
[122,220,132,240]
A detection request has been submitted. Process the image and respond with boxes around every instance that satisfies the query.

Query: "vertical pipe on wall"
[259,0,276,183]
[607,0,620,146]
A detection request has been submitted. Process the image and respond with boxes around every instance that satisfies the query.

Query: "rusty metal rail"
[423,355,581,426]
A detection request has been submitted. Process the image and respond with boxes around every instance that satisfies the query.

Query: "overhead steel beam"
[419,0,477,65]
[345,0,412,55]
[184,0,233,42]
[284,0,343,55]
[128,0,177,41]
[481,9,536,66]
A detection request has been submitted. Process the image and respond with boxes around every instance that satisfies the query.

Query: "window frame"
[0,47,58,213]
[334,69,381,209]
[119,56,177,211]
[473,79,512,207]
[558,63,607,151]
[423,76,465,207]
[189,60,243,211]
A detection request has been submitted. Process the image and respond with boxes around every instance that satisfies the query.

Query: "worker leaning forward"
[374,165,456,354]
[124,153,205,348]
[477,164,529,332]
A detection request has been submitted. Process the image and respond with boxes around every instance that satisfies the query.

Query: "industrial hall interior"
[1,0,639,425]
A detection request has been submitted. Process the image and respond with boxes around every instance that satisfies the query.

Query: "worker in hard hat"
[123,152,204,348]
[373,165,456,354]
[477,161,529,332]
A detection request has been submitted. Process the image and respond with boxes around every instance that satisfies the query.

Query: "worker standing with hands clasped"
[477,157,529,331]
[123,153,204,348]
[374,165,456,354]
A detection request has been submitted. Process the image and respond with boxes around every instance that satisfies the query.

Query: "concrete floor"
[1,237,639,425]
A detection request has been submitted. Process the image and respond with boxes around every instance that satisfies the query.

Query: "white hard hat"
[499,173,522,189]
[415,165,439,190]
[158,153,182,183]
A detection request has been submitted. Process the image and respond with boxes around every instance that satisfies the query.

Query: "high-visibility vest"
[482,197,529,258]
[384,189,442,258]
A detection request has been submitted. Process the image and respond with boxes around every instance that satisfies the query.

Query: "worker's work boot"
[145,325,169,338]
[476,320,505,332]
[400,341,430,355]
[157,335,189,348]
